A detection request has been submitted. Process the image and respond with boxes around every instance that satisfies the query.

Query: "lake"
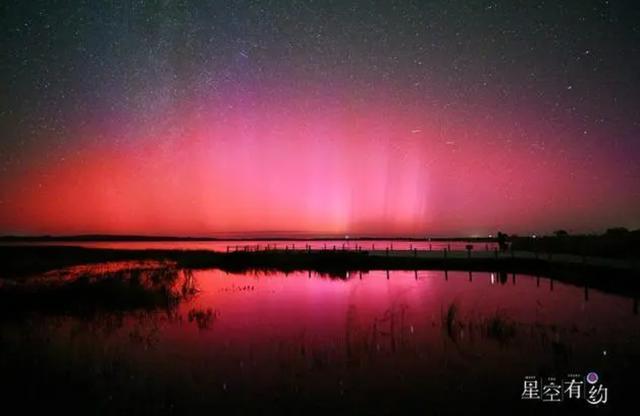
[0,263,637,414]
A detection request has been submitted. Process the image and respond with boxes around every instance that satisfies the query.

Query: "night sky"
[1,0,639,236]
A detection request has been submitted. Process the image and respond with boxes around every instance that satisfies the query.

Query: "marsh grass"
[0,265,197,316]
[483,311,517,344]
[444,302,459,340]
[187,307,218,330]
[441,302,517,345]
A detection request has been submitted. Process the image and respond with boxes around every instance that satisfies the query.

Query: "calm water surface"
[1,264,638,414]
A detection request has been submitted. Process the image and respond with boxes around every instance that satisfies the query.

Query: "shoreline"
[1,245,638,299]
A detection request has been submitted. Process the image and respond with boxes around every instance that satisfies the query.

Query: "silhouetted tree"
[605,227,629,237]
[553,230,569,237]
[496,232,508,251]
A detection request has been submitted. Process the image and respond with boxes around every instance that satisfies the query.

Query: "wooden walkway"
[225,244,638,271]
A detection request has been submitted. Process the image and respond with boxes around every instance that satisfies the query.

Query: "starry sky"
[1,0,639,237]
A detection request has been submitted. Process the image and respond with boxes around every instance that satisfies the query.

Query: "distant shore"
[0,234,497,242]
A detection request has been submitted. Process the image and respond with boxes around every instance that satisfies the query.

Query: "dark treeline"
[509,227,640,259]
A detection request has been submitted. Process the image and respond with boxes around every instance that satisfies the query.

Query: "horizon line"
[1,229,633,241]
[0,233,506,241]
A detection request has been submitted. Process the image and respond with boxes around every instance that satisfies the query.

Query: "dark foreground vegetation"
[0,265,196,317]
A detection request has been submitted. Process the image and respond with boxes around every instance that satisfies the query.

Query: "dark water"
[1,263,638,414]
